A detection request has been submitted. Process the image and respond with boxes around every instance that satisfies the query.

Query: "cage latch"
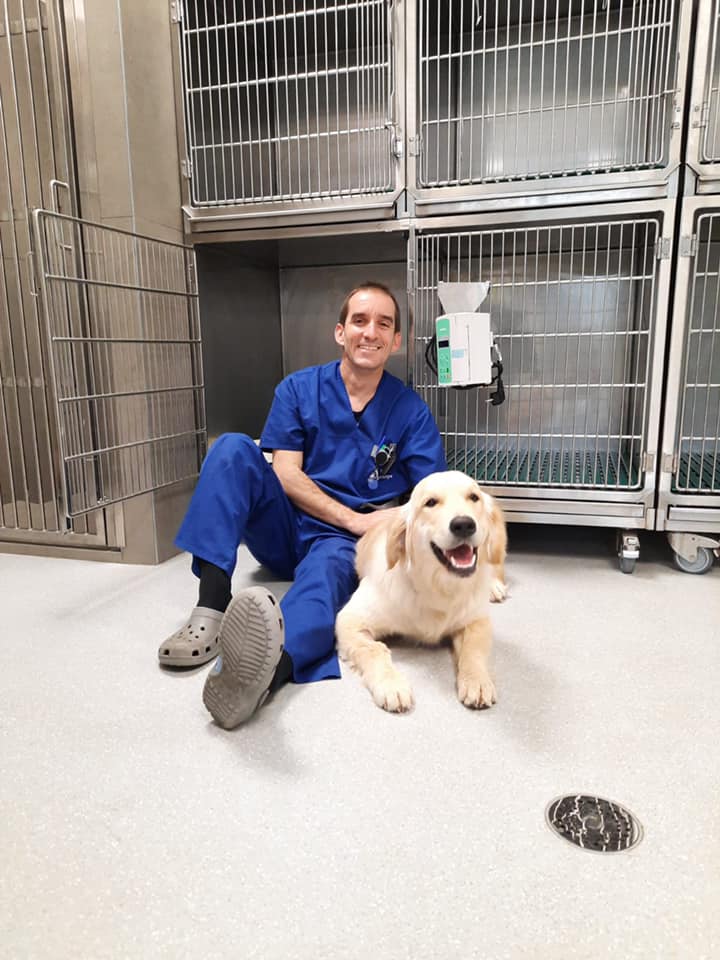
[655,237,671,260]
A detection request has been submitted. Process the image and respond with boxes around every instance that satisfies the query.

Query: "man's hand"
[272,449,401,538]
[350,506,401,538]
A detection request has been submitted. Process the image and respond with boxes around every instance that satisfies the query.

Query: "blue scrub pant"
[174,433,358,683]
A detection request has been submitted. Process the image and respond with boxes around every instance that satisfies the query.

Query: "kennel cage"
[657,196,720,573]
[406,0,690,215]
[411,200,676,571]
[174,0,404,233]
[0,0,109,545]
[685,0,720,191]
[191,225,410,439]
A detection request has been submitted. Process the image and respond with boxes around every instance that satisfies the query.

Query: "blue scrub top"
[260,361,447,541]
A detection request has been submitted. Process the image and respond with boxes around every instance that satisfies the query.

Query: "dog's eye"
[468,493,480,502]
[424,498,438,508]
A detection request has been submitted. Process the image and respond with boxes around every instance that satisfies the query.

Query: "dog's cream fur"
[336,470,507,712]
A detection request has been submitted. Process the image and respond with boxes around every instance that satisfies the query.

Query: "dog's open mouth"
[431,542,478,577]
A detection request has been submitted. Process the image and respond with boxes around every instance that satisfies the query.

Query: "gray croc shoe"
[158,606,223,667]
[202,587,284,730]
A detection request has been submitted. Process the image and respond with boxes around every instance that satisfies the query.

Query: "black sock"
[197,559,232,613]
[268,650,293,693]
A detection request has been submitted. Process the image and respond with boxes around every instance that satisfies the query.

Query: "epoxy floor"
[1,526,719,960]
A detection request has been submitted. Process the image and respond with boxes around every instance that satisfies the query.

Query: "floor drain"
[546,795,643,853]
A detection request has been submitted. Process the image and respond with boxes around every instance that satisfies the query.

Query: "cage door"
[671,211,720,495]
[32,211,207,519]
[686,0,720,183]
[178,0,400,208]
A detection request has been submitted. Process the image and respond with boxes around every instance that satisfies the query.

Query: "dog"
[335,470,507,713]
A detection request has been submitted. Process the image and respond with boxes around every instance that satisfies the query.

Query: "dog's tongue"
[445,544,474,566]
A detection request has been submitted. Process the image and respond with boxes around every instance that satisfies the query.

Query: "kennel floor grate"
[545,795,643,853]
[673,452,720,493]
[446,447,641,489]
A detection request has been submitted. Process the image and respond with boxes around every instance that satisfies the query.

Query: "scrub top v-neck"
[260,361,446,542]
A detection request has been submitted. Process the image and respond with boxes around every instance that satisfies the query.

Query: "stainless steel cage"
[407,0,689,213]
[33,211,206,519]
[658,197,720,548]
[0,0,105,542]
[411,201,675,527]
[686,0,720,189]
[176,0,403,232]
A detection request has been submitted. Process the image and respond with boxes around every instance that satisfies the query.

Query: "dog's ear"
[386,511,408,569]
[486,499,507,566]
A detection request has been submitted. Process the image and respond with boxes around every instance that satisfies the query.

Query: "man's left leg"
[203,534,358,728]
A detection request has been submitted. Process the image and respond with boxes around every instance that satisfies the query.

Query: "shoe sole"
[202,588,284,729]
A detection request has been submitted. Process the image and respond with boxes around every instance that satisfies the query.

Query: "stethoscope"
[367,436,397,490]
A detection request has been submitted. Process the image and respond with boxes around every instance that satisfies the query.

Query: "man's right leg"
[159,433,297,668]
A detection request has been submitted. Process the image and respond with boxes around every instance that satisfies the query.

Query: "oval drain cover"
[546,795,643,852]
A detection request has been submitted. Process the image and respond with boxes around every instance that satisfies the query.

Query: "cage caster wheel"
[617,532,640,574]
[673,547,715,575]
[668,533,719,575]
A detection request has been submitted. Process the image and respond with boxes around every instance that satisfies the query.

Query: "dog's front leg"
[451,617,497,709]
[336,610,414,713]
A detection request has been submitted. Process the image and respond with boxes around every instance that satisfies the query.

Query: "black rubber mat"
[674,452,720,493]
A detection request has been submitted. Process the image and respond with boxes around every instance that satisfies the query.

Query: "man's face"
[334,288,402,372]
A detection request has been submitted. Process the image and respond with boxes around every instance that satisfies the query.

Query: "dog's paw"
[370,671,415,713]
[490,578,508,603]
[457,672,497,709]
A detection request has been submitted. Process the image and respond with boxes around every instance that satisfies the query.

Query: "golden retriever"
[336,470,507,713]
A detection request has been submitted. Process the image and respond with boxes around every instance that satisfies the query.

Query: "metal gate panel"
[179,0,399,211]
[412,207,668,500]
[0,0,105,538]
[412,0,683,200]
[33,211,206,518]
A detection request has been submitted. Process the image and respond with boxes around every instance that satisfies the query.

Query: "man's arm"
[272,450,396,538]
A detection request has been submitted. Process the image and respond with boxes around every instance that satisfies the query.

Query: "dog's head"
[387,471,506,577]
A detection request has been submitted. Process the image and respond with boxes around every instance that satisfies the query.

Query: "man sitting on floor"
[159,282,447,728]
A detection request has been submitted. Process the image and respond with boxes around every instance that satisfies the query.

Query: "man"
[159,282,447,728]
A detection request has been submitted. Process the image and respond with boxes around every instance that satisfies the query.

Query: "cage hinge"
[170,0,183,23]
[655,237,672,260]
[679,234,697,257]
[692,101,710,129]
[186,259,196,294]
[408,135,423,157]
[181,158,193,179]
[661,453,677,474]
[641,452,655,472]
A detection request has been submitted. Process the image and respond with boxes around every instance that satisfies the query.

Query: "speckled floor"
[1,526,719,960]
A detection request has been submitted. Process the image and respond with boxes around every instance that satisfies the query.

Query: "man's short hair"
[338,282,401,334]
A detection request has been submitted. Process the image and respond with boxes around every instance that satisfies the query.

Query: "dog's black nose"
[449,515,476,538]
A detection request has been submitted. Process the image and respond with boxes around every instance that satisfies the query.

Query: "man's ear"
[486,499,507,566]
[386,511,408,568]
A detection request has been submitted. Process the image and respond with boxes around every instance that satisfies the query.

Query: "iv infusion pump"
[435,311,494,388]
